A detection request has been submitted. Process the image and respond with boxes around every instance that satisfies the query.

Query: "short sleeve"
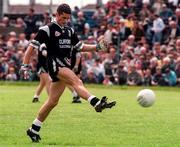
[29,26,49,49]
[71,28,83,51]
[71,28,80,46]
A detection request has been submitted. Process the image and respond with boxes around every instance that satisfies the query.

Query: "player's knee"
[47,99,58,108]
[72,77,83,86]
[78,79,83,85]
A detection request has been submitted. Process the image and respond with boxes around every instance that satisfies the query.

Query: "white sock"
[88,95,96,103]
[72,90,78,97]
[34,95,39,98]
[33,118,42,127]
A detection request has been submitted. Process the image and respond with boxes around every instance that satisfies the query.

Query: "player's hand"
[73,65,78,73]
[19,64,31,80]
[39,43,47,57]
[42,49,47,57]
[96,36,108,52]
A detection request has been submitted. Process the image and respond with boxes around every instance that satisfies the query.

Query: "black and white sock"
[33,95,39,99]
[88,95,100,107]
[30,118,42,134]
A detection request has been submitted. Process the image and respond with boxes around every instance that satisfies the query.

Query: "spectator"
[127,65,142,86]
[175,57,180,85]
[163,67,177,86]
[88,58,105,83]
[74,11,86,36]
[151,14,165,43]
[29,33,36,41]
[109,47,120,64]
[174,8,180,27]
[127,35,136,48]
[152,66,164,85]
[14,17,26,29]
[168,0,179,10]
[6,31,18,48]
[93,5,106,22]
[104,23,114,44]
[5,67,17,81]
[104,63,114,83]
[73,6,80,19]
[175,38,180,53]
[159,4,173,23]
[0,16,12,27]
[152,0,163,15]
[1,56,9,80]
[119,19,131,41]
[139,3,152,21]
[152,42,161,59]
[143,69,152,86]
[0,59,5,80]
[83,23,93,40]
[166,20,180,43]
[18,33,29,48]
[84,70,98,84]
[161,56,171,73]
[42,11,51,25]
[124,14,135,30]
[116,61,128,85]
[24,8,38,39]
[103,75,113,85]
[131,20,145,41]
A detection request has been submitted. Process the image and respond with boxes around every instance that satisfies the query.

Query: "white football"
[136,89,155,107]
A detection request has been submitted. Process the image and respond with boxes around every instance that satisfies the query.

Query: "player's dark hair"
[57,3,71,15]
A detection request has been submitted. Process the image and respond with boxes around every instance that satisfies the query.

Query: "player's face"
[56,12,71,26]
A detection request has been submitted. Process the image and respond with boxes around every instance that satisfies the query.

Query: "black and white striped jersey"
[30,20,83,60]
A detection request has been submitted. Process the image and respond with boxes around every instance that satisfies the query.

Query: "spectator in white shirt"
[151,14,165,43]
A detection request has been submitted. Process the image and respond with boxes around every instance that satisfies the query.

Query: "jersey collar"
[52,19,65,29]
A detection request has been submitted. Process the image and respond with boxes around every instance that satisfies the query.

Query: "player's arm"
[23,26,49,63]
[71,28,108,52]
[20,27,49,79]
[81,44,96,52]
[23,45,35,65]
[19,45,35,79]
[20,39,42,79]
[76,37,108,52]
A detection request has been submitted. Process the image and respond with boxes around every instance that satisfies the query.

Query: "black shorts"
[37,54,48,75]
[47,56,71,82]
[37,62,48,75]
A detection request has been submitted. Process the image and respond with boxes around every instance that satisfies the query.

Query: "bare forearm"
[81,37,108,52]
[23,46,34,64]
[75,57,81,66]
[81,44,97,52]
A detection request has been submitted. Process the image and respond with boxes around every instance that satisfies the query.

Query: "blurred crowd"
[0,0,180,86]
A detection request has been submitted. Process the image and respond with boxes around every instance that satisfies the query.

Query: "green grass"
[0,83,180,147]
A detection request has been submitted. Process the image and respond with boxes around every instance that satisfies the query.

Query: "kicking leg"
[57,67,116,112]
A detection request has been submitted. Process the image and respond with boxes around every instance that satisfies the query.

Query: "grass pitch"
[0,83,180,147]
